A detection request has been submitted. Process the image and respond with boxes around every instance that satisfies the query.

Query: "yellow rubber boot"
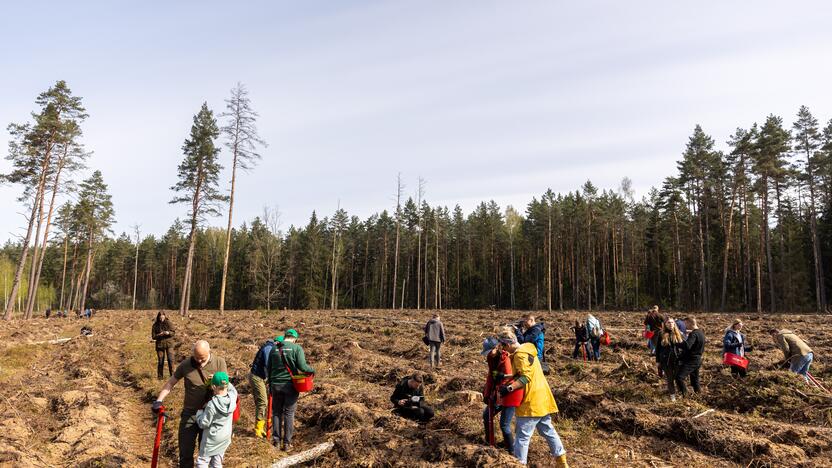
[555,454,569,468]
[255,419,266,438]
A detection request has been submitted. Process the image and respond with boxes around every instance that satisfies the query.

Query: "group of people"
[570,314,605,361]
[44,308,93,319]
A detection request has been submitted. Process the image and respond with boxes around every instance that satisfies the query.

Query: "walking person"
[248,336,275,438]
[495,329,568,467]
[268,329,315,451]
[675,316,705,396]
[151,340,228,468]
[723,319,749,378]
[656,318,684,401]
[424,314,446,369]
[151,311,176,380]
[586,314,603,361]
[195,371,237,468]
[569,319,591,360]
[644,306,664,355]
[769,328,814,383]
[481,327,521,453]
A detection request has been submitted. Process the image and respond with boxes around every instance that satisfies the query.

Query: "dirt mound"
[316,402,374,430]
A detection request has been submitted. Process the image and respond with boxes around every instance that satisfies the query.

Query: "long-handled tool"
[485,393,496,446]
[151,405,166,468]
[266,393,273,437]
[808,372,831,394]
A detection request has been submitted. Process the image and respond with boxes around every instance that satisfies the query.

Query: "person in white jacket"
[196,371,237,468]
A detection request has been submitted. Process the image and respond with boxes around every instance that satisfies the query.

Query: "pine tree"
[75,171,114,311]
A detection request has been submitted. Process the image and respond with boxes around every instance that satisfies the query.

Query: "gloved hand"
[151,400,164,414]
[744,345,753,353]
[498,385,512,396]
[494,372,509,380]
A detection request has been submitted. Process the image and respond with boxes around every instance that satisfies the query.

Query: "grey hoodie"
[196,383,238,457]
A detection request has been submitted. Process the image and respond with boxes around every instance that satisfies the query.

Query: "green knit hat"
[211,371,229,387]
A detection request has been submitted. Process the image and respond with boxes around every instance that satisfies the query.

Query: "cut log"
[270,441,334,468]
[692,408,715,419]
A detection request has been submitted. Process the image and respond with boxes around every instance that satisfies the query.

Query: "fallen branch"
[29,337,72,345]
[692,408,715,419]
[270,441,334,468]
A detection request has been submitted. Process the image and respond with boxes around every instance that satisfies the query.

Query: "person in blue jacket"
[723,319,749,378]
[249,337,275,437]
[515,314,545,359]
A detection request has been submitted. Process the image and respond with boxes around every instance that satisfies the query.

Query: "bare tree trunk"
[180,218,198,316]
[4,190,44,320]
[79,235,94,312]
[721,162,740,310]
[132,226,141,310]
[219,140,239,313]
[392,174,402,310]
[23,190,47,319]
[59,235,68,311]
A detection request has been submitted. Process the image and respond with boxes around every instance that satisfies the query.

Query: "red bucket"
[643,330,654,339]
[500,382,525,407]
[723,353,748,369]
[292,374,314,392]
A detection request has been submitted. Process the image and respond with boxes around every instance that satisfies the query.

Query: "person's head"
[496,328,519,351]
[684,316,698,330]
[284,329,299,343]
[193,340,211,367]
[408,373,423,389]
[522,314,536,328]
[768,328,780,337]
[732,319,743,331]
[650,305,659,313]
[211,371,229,395]
[155,311,166,323]
[481,336,499,356]
[662,319,683,345]
[574,318,581,328]
[663,317,676,332]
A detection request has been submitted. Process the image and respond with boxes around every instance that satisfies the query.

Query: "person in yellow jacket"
[496,330,568,468]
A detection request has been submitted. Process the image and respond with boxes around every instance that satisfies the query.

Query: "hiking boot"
[283,443,293,452]
[254,420,266,438]
[555,454,569,468]
[271,438,280,448]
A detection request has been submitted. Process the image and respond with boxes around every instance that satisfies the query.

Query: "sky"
[2,1,832,241]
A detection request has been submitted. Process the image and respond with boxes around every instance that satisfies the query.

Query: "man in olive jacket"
[770,329,814,382]
[268,329,315,451]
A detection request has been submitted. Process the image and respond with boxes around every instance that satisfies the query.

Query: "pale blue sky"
[2,1,832,240]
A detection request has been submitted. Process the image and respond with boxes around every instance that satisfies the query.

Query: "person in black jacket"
[570,319,591,360]
[151,311,176,379]
[390,374,434,422]
[675,316,705,395]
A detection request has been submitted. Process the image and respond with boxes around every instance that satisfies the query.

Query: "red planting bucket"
[499,380,525,408]
[292,374,314,392]
[723,353,749,369]
[643,330,654,339]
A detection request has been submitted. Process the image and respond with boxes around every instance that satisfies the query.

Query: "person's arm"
[508,353,533,390]
[775,335,790,359]
[196,400,215,429]
[440,323,446,343]
[151,324,159,341]
[390,382,406,406]
[218,357,228,373]
[295,346,315,374]
[166,323,175,337]
[155,376,179,403]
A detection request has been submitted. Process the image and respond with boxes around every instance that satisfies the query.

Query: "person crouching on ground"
[495,330,568,467]
[586,314,603,361]
[268,329,315,451]
[569,319,591,361]
[391,373,435,423]
[482,327,521,453]
[195,371,237,468]
[769,328,814,383]
[248,335,275,437]
[723,319,749,378]
[656,318,684,401]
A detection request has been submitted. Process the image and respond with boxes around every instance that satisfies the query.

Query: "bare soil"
[1,309,831,467]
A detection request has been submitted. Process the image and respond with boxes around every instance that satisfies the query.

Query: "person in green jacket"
[267,329,314,451]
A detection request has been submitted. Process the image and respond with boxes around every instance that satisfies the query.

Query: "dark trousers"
[675,358,702,394]
[396,404,435,422]
[662,365,678,395]
[178,411,201,468]
[589,337,601,361]
[572,341,591,360]
[730,365,747,378]
[271,382,299,443]
[157,348,174,379]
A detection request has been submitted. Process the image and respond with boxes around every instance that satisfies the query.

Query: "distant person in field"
[151,311,176,379]
[391,373,434,423]
[424,314,446,369]
[495,329,568,467]
[248,335,275,438]
[152,340,228,468]
[482,327,521,453]
[656,318,684,401]
[585,314,603,361]
[644,306,664,354]
[723,319,749,378]
[268,329,315,451]
[769,328,814,382]
[45,308,52,319]
[195,371,237,468]
[569,319,590,361]
[515,314,545,360]
[675,316,705,395]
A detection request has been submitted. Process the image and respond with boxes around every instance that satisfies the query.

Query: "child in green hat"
[195,371,237,467]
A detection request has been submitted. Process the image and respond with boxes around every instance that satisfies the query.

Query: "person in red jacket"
[482,327,523,453]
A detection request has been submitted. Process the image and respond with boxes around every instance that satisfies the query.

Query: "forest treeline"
[2,81,832,316]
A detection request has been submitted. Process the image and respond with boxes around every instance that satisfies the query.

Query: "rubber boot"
[254,419,266,438]
[555,454,569,468]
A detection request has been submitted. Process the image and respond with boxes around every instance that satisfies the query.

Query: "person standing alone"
[424,314,446,369]
[151,311,176,380]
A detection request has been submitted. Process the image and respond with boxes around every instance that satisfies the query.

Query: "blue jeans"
[513,414,565,465]
[589,337,601,360]
[482,405,515,449]
[790,352,813,380]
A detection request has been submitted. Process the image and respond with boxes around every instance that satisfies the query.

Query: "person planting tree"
[769,328,814,383]
[248,336,275,438]
[390,373,435,423]
[267,329,315,451]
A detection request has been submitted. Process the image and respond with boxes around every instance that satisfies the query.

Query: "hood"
[778,329,794,336]
[515,342,538,357]
[213,383,238,416]
[525,323,545,337]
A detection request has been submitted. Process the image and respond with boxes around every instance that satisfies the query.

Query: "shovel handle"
[151,406,166,468]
